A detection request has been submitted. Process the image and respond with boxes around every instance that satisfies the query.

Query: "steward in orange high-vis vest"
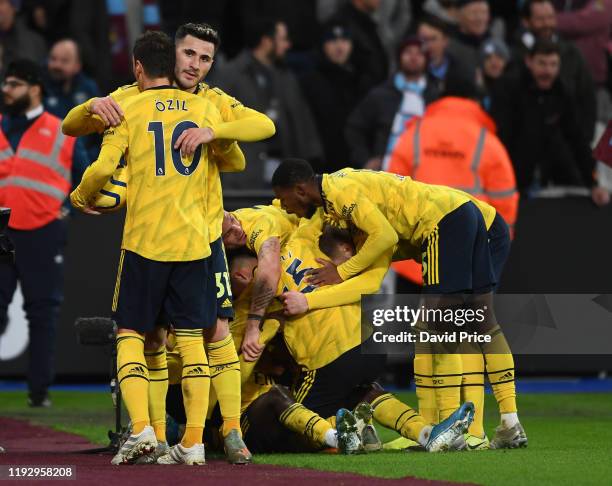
[386,95,518,287]
[0,60,87,407]
[0,110,75,229]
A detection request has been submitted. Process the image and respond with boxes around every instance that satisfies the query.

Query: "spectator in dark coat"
[330,0,389,95]
[0,0,46,70]
[213,18,323,189]
[43,39,100,160]
[448,0,491,78]
[493,40,609,206]
[510,0,597,142]
[345,37,441,170]
[300,22,361,173]
[417,14,477,89]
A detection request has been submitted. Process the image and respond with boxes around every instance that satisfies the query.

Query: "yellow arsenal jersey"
[320,168,496,280]
[71,87,223,261]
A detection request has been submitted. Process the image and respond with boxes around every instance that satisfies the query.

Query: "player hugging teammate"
[67,24,526,467]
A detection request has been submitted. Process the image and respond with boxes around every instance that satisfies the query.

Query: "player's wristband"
[247,314,264,322]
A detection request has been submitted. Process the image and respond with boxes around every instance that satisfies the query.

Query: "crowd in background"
[2,0,611,197]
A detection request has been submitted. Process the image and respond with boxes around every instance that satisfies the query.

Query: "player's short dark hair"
[227,247,257,270]
[175,23,221,52]
[416,14,450,36]
[319,224,355,259]
[133,31,175,79]
[245,18,278,49]
[529,38,560,57]
[271,159,315,188]
[521,0,553,18]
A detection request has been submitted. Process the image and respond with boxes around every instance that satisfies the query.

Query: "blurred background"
[1,0,611,391]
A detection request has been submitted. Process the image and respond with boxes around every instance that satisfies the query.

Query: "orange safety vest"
[0,112,76,230]
[386,97,519,285]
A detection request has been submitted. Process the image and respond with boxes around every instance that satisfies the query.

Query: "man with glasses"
[0,59,88,408]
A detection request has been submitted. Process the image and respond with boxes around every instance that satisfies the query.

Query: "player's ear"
[295,183,307,197]
[133,58,142,78]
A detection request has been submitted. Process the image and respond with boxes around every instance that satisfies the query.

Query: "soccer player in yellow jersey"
[272,159,527,449]
[70,31,244,466]
[221,202,299,362]
[248,216,474,452]
[63,23,276,464]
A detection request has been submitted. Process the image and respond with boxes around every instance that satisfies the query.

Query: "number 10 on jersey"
[148,121,203,176]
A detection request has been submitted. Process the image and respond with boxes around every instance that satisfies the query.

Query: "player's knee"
[144,327,167,351]
[203,318,229,342]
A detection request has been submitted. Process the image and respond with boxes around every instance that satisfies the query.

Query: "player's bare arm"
[242,237,281,362]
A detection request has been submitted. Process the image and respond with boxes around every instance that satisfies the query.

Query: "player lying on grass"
[64,23,276,464]
[272,160,527,450]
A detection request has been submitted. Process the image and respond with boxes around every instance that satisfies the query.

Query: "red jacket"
[0,112,76,230]
[386,97,518,284]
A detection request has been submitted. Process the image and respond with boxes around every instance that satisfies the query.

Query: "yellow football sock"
[461,353,485,437]
[480,326,517,414]
[144,345,168,442]
[371,393,426,441]
[414,353,438,424]
[432,353,462,420]
[174,330,210,448]
[279,403,333,448]
[116,332,149,434]
[206,334,242,438]
[485,355,517,414]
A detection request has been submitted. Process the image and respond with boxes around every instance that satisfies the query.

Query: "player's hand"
[591,186,610,207]
[89,96,123,127]
[174,127,215,156]
[241,324,263,362]
[280,291,309,315]
[82,206,101,215]
[307,258,343,286]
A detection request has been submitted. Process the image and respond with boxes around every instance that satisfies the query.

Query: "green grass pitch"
[1,391,610,485]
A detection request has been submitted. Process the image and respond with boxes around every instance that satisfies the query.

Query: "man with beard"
[62,23,276,464]
[509,0,597,143]
[345,37,440,171]
[494,39,609,206]
[0,59,88,408]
